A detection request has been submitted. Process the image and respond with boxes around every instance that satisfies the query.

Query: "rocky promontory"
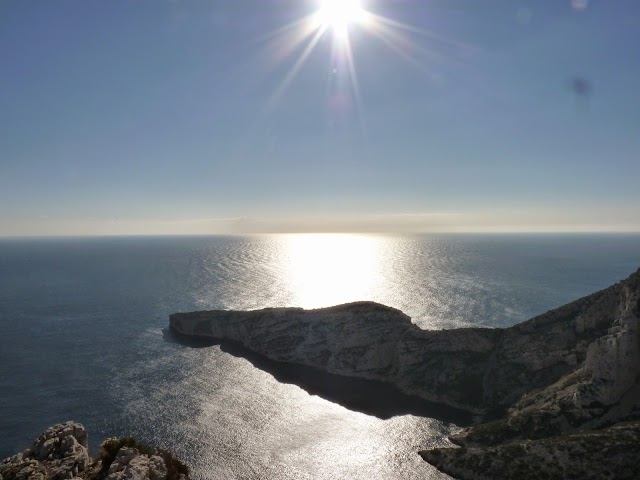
[170,267,640,421]
[0,423,189,480]
[170,301,501,414]
[170,267,640,479]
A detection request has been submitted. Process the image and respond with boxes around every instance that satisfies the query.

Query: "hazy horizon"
[2,1,639,236]
[2,221,640,238]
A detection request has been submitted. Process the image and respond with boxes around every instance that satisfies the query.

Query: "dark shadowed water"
[1,234,639,479]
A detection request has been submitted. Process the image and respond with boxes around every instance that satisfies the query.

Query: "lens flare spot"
[571,0,589,11]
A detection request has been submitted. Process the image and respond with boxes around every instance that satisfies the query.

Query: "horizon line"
[2,230,640,239]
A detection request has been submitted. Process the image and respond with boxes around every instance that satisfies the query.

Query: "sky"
[1,0,639,236]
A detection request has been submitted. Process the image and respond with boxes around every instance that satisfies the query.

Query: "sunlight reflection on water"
[117,331,455,480]
[283,234,384,308]
[191,233,640,329]
[2,235,640,479]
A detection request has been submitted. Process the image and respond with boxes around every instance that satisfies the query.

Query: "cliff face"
[420,420,640,480]
[170,267,640,425]
[172,302,411,379]
[452,267,640,446]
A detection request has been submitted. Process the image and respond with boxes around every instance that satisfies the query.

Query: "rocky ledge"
[0,423,189,480]
[420,420,640,480]
[170,267,640,479]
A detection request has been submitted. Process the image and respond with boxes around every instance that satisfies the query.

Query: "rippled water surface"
[1,234,639,479]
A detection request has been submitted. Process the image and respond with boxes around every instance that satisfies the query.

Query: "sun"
[261,0,435,120]
[316,0,368,36]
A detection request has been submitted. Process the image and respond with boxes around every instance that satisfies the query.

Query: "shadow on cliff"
[163,328,472,424]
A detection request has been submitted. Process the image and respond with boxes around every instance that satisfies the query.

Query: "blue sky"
[1,0,639,235]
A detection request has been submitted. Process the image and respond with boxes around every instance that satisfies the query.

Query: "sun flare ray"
[370,13,474,50]
[340,32,367,134]
[365,26,431,74]
[265,26,326,112]
[254,0,470,131]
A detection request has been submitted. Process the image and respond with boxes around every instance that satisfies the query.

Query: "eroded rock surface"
[0,423,189,480]
[450,266,640,447]
[0,423,89,480]
[419,267,640,480]
[104,447,168,480]
[419,420,640,480]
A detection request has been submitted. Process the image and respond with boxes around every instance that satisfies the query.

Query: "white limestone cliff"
[170,267,640,427]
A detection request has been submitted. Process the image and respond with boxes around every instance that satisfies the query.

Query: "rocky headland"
[170,267,640,479]
[0,423,189,480]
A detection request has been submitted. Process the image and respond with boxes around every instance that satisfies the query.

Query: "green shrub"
[161,449,190,480]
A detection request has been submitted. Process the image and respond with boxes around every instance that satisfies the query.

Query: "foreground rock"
[0,423,189,480]
[171,267,640,478]
[0,423,89,480]
[419,420,640,480]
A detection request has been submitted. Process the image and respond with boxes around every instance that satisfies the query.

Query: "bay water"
[1,233,639,479]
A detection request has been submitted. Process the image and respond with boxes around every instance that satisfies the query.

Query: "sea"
[1,233,639,479]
